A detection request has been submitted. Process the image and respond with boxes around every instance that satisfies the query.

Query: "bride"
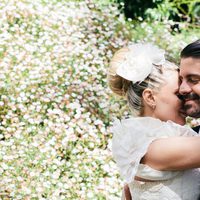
[107,43,200,199]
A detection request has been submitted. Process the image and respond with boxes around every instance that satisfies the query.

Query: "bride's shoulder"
[111,117,167,132]
[112,116,163,127]
[111,117,167,141]
[166,120,197,136]
[111,117,196,137]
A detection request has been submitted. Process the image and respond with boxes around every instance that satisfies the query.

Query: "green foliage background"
[0,0,199,199]
[116,0,200,23]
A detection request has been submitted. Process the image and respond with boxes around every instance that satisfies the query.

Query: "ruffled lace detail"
[111,117,197,183]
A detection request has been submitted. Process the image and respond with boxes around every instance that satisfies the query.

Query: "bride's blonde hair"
[107,46,178,116]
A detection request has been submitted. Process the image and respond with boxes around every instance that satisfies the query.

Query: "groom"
[124,39,200,200]
[179,39,200,130]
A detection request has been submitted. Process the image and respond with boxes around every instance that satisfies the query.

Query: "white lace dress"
[111,117,200,200]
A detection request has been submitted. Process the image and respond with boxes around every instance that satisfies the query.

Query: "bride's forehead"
[160,71,179,87]
[163,69,178,77]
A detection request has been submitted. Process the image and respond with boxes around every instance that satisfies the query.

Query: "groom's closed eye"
[187,75,200,84]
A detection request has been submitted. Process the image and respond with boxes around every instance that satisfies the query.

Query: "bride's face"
[153,70,186,125]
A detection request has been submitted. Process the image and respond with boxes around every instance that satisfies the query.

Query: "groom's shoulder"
[192,125,200,133]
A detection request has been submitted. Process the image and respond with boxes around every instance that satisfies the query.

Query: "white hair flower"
[116,43,165,83]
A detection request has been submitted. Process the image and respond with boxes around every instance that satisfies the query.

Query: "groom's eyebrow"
[187,74,200,78]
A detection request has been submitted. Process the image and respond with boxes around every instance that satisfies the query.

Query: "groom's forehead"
[180,57,200,75]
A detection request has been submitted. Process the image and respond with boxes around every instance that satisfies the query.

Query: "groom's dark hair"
[181,39,200,58]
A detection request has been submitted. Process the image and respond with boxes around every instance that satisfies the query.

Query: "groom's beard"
[181,93,200,118]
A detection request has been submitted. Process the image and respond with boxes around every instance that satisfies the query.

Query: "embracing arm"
[142,136,200,170]
[123,136,200,200]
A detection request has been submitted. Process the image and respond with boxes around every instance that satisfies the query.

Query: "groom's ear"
[142,88,156,108]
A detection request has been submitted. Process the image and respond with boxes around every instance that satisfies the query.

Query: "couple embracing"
[108,40,200,199]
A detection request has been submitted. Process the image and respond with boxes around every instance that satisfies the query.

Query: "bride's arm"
[122,137,197,200]
[141,136,200,170]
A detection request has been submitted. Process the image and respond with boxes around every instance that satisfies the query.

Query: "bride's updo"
[107,43,178,116]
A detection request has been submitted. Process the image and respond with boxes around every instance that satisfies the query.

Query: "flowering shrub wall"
[0,0,199,199]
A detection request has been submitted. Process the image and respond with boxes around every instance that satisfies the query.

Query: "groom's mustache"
[178,93,200,101]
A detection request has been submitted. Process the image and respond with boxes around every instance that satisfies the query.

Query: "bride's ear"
[142,88,156,109]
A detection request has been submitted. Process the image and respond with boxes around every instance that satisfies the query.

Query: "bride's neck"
[142,107,155,118]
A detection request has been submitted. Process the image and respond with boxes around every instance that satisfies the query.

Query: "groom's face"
[179,57,200,118]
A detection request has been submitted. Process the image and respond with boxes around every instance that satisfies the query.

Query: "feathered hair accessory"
[116,43,165,83]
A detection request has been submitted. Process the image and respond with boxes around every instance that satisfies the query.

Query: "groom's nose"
[179,81,192,95]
